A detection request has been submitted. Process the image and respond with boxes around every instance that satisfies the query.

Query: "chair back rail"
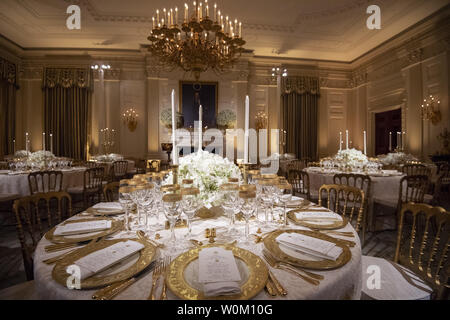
[28,171,63,195]
[112,160,128,180]
[402,164,431,177]
[397,175,429,213]
[287,169,311,200]
[396,202,450,299]
[318,184,365,233]
[84,167,105,191]
[103,181,120,202]
[13,191,73,280]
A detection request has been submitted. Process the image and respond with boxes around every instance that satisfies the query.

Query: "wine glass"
[239,190,257,244]
[181,187,201,240]
[219,183,240,236]
[258,178,277,228]
[135,183,154,230]
[119,186,135,234]
[162,193,182,254]
[277,183,293,228]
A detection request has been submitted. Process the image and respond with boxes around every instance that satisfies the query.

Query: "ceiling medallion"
[147,1,246,80]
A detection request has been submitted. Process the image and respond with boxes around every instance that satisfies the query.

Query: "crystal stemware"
[162,193,182,254]
[181,187,201,240]
[219,183,240,236]
[277,183,293,228]
[239,190,257,244]
[119,186,135,234]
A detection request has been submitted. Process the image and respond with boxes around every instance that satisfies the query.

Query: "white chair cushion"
[67,186,84,194]
[361,256,432,300]
[0,193,20,202]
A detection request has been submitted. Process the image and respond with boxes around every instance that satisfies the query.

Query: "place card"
[276,233,342,261]
[294,211,341,220]
[54,220,111,236]
[198,247,241,284]
[73,240,144,280]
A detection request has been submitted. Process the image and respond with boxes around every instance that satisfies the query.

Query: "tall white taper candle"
[244,95,249,163]
[198,104,203,152]
[363,131,367,155]
[50,134,53,154]
[171,89,178,165]
[339,132,342,151]
[389,132,392,152]
[345,130,349,149]
[25,132,29,153]
[42,132,46,151]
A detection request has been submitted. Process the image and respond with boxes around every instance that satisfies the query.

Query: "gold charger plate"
[44,217,123,244]
[166,244,268,300]
[86,207,124,216]
[264,229,351,270]
[52,238,156,289]
[287,209,349,230]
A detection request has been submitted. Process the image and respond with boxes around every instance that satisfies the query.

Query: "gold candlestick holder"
[241,163,250,185]
[170,164,179,186]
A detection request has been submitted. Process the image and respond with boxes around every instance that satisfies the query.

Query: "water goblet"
[219,183,240,236]
[162,193,182,254]
[181,187,202,240]
[277,183,293,228]
[119,186,135,234]
[239,190,257,244]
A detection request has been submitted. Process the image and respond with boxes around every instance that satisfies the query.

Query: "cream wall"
[1,9,449,161]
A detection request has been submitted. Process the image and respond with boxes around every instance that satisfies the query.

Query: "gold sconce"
[255,111,268,130]
[122,108,138,132]
[421,95,441,125]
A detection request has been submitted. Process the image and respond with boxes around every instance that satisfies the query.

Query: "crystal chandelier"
[147,1,246,80]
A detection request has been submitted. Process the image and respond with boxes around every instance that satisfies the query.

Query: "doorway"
[375,108,401,155]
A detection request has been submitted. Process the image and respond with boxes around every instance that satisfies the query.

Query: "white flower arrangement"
[27,151,56,167]
[94,153,124,162]
[165,150,242,207]
[378,152,418,166]
[334,148,368,169]
[160,108,183,129]
[216,109,237,129]
[14,150,31,158]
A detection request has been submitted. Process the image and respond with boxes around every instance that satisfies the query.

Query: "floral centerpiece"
[93,153,124,162]
[334,148,368,170]
[216,109,236,130]
[378,152,418,166]
[14,150,31,159]
[164,150,241,207]
[27,151,56,169]
[160,108,183,130]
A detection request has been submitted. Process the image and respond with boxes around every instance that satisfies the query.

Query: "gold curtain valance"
[281,76,320,95]
[0,57,17,86]
[43,68,93,90]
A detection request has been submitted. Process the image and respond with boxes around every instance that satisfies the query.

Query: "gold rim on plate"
[44,217,123,244]
[85,207,124,216]
[263,229,351,270]
[287,209,349,230]
[166,244,268,300]
[52,238,156,289]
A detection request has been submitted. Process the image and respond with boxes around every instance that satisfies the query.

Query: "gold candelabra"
[100,128,116,154]
[421,95,441,125]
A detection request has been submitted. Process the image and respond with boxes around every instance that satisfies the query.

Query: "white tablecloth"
[0,168,86,197]
[33,204,362,300]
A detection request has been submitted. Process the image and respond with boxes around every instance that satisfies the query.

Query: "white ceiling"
[0,0,448,61]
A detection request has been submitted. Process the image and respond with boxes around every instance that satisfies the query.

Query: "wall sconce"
[122,108,139,132]
[271,67,288,80]
[421,94,441,125]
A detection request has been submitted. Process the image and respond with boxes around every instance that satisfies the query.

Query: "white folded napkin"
[198,247,241,297]
[54,220,111,236]
[73,240,144,280]
[294,211,342,220]
[93,202,123,211]
[276,232,342,261]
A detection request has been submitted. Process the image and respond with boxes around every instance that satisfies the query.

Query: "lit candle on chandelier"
[156,9,160,24]
[175,7,178,25]
[214,4,217,21]
[184,3,188,23]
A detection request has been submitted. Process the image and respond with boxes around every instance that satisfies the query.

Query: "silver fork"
[148,256,170,300]
[159,256,172,300]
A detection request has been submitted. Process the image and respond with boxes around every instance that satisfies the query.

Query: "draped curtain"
[281,76,320,160]
[43,68,92,160]
[0,58,17,159]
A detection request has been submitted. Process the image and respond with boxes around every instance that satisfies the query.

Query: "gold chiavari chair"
[28,171,63,195]
[68,167,105,211]
[318,184,366,245]
[103,181,120,202]
[13,191,73,280]
[287,169,311,201]
[432,165,450,205]
[307,161,320,167]
[333,173,372,230]
[112,160,129,181]
[396,175,429,224]
[401,163,431,177]
[362,202,449,300]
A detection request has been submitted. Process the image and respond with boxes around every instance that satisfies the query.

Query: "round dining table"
[33,201,363,300]
[0,167,87,197]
